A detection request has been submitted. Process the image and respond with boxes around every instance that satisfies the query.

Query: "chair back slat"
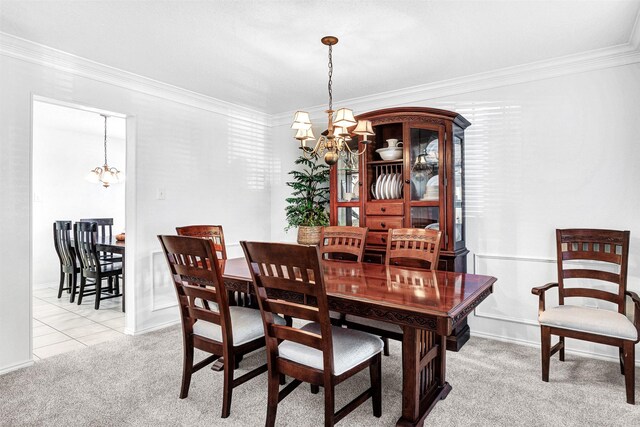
[80,218,114,240]
[563,288,619,304]
[158,235,232,344]
[556,228,630,313]
[241,241,334,373]
[386,228,442,269]
[53,221,76,271]
[176,225,228,260]
[319,226,368,262]
[74,222,102,274]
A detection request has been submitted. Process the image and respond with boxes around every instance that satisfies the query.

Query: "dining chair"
[158,235,286,418]
[74,221,124,310]
[345,228,443,356]
[318,226,368,326]
[176,225,227,260]
[240,241,383,427]
[532,229,639,404]
[53,221,79,301]
[80,218,122,263]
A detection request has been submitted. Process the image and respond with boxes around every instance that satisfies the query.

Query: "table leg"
[397,327,451,427]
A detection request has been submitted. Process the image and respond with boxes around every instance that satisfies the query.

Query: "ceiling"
[2,1,639,114]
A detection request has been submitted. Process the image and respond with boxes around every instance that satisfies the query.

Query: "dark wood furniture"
[346,228,443,356]
[80,218,123,263]
[158,235,282,418]
[53,221,79,301]
[176,225,227,259]
[221,256,496,426]
[329,107,472,351]
[386,228,442,269]
[532,228,638,404]
[319,226,368,262]
[74,222,124,310]
[240,242,383,427]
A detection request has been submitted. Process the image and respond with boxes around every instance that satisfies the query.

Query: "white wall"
[270,63,640,363]
[32,102,126,287]
[0,34,272,374]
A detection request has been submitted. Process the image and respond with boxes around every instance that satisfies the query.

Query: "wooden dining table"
[219,257,497,427]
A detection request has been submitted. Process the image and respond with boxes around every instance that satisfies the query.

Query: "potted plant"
[285,154,330,245]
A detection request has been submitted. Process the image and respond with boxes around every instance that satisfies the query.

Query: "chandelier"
[86,114,123,188]
[291,36,374,166]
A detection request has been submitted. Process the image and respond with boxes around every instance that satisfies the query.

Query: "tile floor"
[32,286,126,361]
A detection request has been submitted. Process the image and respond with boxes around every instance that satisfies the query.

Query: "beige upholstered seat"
[278,322,383,375]
[193,306,286,346]
[344,315,403,334]
[539,305,637,341]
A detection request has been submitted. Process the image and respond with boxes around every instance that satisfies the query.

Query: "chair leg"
[310,384,320,394]
[279,374,286,385]
[94,278,103,310]
[107,276,113,293]
[221,354,234,418]
[77,276,86,305]
[620,347,625,375]
[559,336,565,361]
[623,341,635,404]
[265,367,279,427]
[324,382,335,427]
[70,272,78,303]
[121,275,126,312]
[370,353,382,417]
[179,339,194,399]
[541,326,551,382]
[383,337,390,357]
[57,268,65,298]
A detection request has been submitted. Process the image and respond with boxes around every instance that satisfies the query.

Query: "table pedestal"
[397,327,450,427]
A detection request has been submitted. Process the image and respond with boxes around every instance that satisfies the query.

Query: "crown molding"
[271,41,640,127]
[0,32,270,126]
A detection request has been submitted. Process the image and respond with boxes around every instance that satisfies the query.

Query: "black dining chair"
[79,218,122,263]
[53,221,79,301]
[74,221,124,310]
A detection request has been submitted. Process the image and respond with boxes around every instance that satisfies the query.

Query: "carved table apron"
[220,257,496,427]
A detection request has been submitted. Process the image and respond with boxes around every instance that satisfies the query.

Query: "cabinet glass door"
[337,144,360,203]
[409,128,440,201]
[453,124,464,246]
[410,206,439,229]
[337,207,360,227]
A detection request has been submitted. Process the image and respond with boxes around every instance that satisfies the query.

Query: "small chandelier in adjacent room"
[86,114,123,188]
[291,36,374,166]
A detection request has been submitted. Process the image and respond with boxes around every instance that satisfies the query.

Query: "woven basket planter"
[297,226,322,246]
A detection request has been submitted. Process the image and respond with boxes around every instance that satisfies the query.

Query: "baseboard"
[0,359,34,376]
[471,330,640,366]
[124,318,179,336]
[33,281,58,290]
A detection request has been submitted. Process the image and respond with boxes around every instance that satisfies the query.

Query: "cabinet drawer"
[366,216,403,231]
[366,231,389,247]
[365,202,404,216]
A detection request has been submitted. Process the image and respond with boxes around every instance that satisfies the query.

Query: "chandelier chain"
[102,114,108,166]
[327,44,333,111]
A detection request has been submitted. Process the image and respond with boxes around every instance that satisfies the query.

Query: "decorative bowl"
[375,147,403,161]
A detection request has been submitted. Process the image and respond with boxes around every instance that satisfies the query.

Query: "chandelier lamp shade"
[291,36,374,166]
[86,114,123,188]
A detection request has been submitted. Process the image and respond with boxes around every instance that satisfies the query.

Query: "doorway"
[31,99,128,360]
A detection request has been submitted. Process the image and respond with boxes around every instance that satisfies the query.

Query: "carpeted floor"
[1,326,638,426]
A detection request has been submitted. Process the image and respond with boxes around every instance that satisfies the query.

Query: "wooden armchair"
[158,235,285,418]
[319,226,368,262]
[531,229,638,404]
[345,228,442,355]
[176,225,227,260]
[240,241,383,427]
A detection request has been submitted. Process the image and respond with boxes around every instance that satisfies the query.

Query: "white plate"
[375,175,382,200]
[427,174,439,187]
[371,183,377,200]
[381,174,389,199]
[426,140,438,163]
[392,174,399,198]
[426,223,440,231]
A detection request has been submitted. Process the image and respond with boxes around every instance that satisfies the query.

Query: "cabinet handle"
[380,207,386,212]
[381,236,386,242]
[405,179,410,184]
[381,222,386,228]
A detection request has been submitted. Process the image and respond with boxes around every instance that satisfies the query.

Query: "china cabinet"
[329,107,471,350]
